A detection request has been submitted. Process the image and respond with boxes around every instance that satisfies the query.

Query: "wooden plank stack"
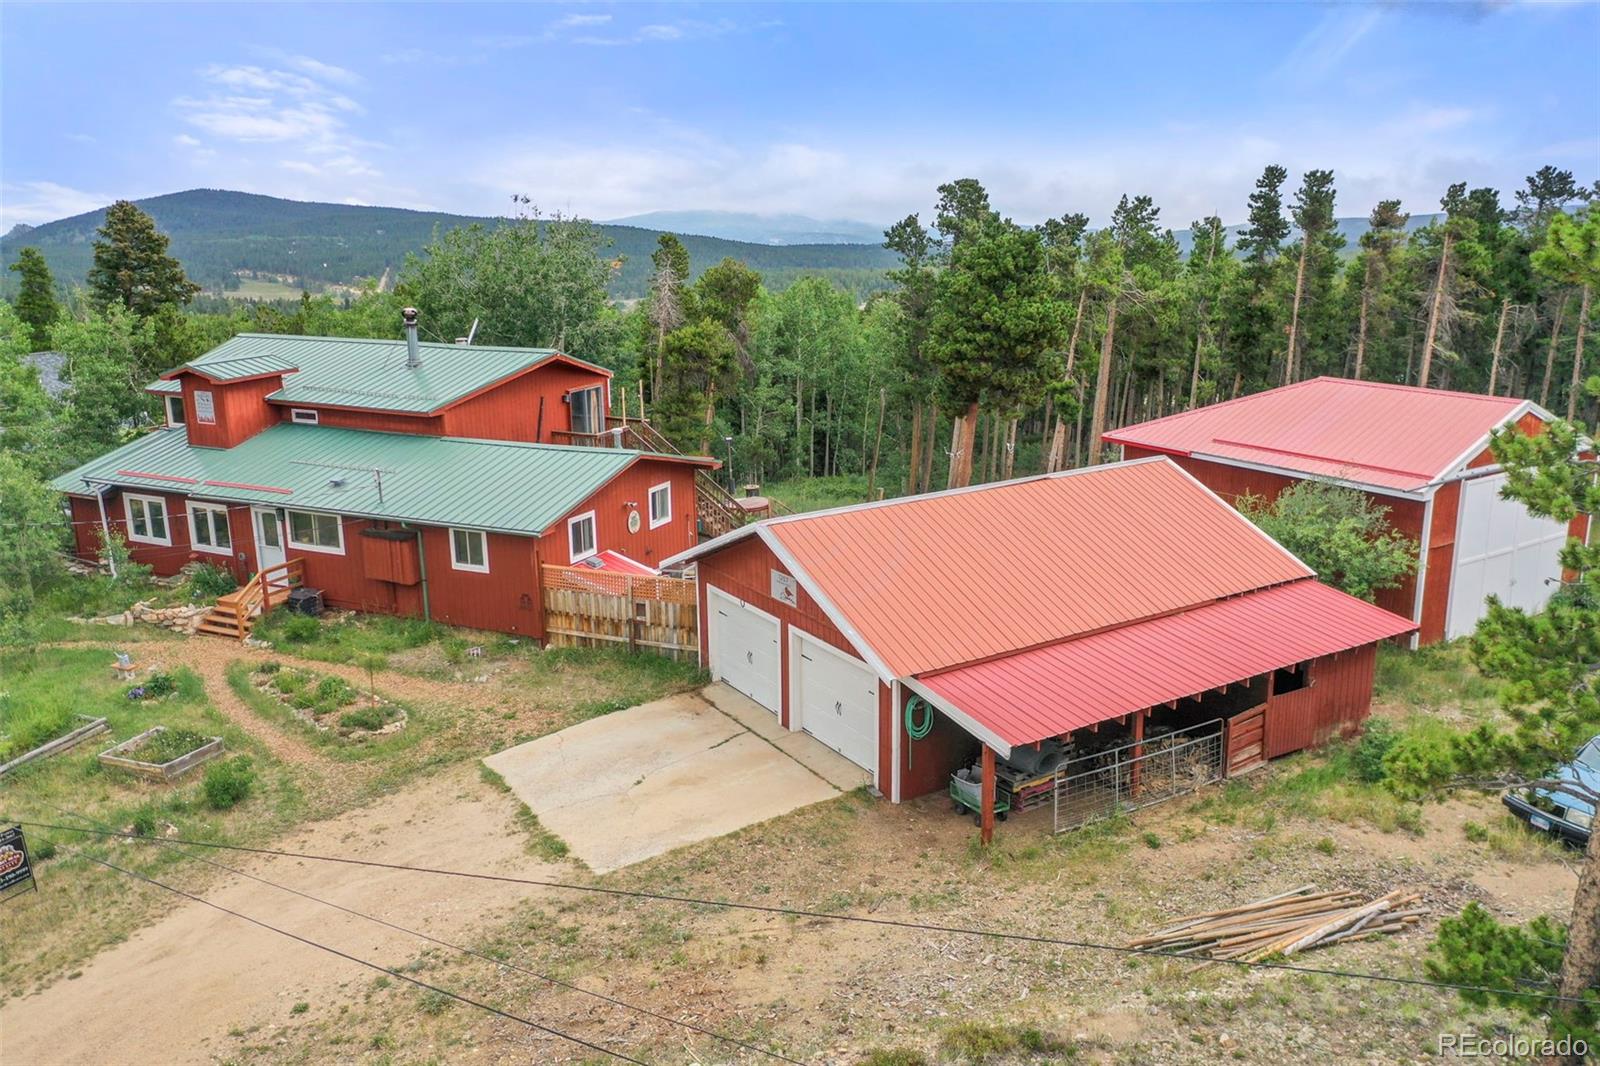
[1128,885,1425,962]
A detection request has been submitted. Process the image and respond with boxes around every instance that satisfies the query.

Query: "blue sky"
[2,2,1597,233]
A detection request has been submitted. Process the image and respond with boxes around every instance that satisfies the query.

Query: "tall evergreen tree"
[646,233,692,402]
[8,247,59,350]
[1532,206,1600,419]
[1283,169,1341,384]
[884,214,942,491]
[1352,200,1409,380]
[86,200,201,316]
[1416,183,1492,388]
[1227,164,1290,392]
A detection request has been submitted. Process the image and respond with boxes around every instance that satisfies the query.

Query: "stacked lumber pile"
[1129,885,1425,962]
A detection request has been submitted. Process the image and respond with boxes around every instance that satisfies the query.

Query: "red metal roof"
[764,458,1311,677]
[915,579,1416,751]
[1102,377,1530,492]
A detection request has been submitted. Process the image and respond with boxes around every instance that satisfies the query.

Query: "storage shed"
[663,458,1415,837]
[1103,378,1590,646]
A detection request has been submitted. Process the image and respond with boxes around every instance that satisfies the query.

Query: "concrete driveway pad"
[483,687,849,872]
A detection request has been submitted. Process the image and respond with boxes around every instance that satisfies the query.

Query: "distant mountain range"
[601,210,887,245]
[0,189,900,301]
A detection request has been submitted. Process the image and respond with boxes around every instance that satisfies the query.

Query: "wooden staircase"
[197,559,303,640]
[606,418,793,537]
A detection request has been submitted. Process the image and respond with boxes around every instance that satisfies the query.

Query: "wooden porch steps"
[195,560,303,641]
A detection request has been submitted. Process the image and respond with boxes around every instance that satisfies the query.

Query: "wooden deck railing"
[214,559,303,640]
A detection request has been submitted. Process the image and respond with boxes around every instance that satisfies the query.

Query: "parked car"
[1502,736,1599,846]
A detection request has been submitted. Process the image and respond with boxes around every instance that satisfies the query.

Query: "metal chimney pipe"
[402,307,421,369]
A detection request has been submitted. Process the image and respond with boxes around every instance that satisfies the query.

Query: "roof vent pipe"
[402,307,421,369]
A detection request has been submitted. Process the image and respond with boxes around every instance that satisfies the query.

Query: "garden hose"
[905,695,934,768]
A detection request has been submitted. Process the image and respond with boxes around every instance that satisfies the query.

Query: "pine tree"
[1283,170,1341,384]
[8,247,59,350]
[646,234,691,403]
[1532,206,1600,419]
[1352,200,1409,380]
[1416,183,1491,388]
[86,201,201,316]
[1227,164,1290,391]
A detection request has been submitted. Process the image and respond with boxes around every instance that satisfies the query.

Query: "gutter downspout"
[403,524,431,623]
[1410,490,1435,650]
[91,482,117,580]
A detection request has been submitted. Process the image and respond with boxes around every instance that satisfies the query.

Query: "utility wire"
[43,805,806,1066]
[78,852,648,1065]
[21,818,1598,1008]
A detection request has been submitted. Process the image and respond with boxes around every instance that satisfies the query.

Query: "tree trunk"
[1487,297,1511,396]
[1285,242,1311,385]
[947,403,980,488]
[1038,395,1054,473]
[1548,825,1600,1066]
[1190,230,1219,408]
[700,380,717,457]
[1354,254,1377,381]
[794,376,803,473]
[922,408,937,492]
[907,402,924,495]
[866,387,886,499]
[1003,418,1018,480]
[1542,292,1570,408]
[1087,296,1120,466]
[1419,231,1454,388]
[1567,283,1591,421]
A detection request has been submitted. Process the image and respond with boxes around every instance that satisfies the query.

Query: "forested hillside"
[0,189,900,300]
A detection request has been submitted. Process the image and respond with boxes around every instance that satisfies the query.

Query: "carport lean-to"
[666,457,1417,842]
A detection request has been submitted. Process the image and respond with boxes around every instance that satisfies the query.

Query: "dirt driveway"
[0,764,552,1066]
[483,684,869,872]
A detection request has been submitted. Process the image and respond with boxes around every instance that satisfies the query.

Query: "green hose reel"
[905,695,935,740]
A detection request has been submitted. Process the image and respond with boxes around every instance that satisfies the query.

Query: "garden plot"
[248,662,406,739]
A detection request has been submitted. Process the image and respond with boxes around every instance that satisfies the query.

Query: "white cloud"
[1274,8,1383,85]
[0,181,111,230]
[284,55,362,86]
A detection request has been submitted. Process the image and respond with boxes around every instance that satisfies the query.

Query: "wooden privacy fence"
[541,564,699,661]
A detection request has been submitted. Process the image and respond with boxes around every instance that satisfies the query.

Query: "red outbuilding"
[664,458,1415,835]
[1103,377,1590,646]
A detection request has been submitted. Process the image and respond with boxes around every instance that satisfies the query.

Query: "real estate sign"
[0,825,37,899]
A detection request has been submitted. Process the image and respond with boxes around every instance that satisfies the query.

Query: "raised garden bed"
[99,727,225,782]
[0,716,111,778]
[250,662,406,740]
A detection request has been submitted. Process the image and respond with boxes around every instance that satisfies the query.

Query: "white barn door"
[706,586,781,713]
[791,629,879,773]
[1446,474,1569,640]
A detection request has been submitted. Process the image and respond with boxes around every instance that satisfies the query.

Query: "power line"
[21,818,1597,1008]
[43,805,806,1065]
[79,852,648,1065]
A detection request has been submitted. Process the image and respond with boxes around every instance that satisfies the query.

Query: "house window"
[286,509,344,554]
[166,395,186,427]
[289,408,319,425]
[188,502,232,555]
[193,390,216,425]
[567,511,597,563]
[123,494,171,545]
[450,528,489,573]
[569,386,604,436]
[1273,662,1309,695]
[648,482,672,529]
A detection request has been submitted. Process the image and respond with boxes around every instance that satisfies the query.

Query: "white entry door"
[707,586,781,713]
[791,628,879,773]
[1446,474,1570,640]
[253,507,287,571]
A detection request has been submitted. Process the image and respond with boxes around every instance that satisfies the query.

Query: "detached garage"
[1104,378,1589,646]
[665,457,1415,839]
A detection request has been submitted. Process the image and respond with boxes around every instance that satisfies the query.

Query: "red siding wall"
[1264,645,1379,757]
[537,459,700,571]
[180,374,284,449]
[441,362,609,443]
[286,407,443,436]
[897,683,979,800]
[68,487,255,579]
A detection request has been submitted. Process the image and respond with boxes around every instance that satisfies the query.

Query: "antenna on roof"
[290,459,394,505]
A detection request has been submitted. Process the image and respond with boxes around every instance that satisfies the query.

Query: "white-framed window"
[567,511,597,563]
[188,501,232,555]
[193,390,216,425]
[286,509,344,554]
[648,482,672,529]
[165,395,186,427]
[123,494,171,546]
[289,408,320,425]
[450,528,489,573]
[568,385,604,436]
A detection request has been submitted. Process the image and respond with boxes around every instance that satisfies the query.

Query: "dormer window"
[290,408,320,425]
[193,390,216,425]
[166,395,186,427]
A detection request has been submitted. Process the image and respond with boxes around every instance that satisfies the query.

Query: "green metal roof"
[158,334,608,414]
[52,423,643,537]
[146,378,181,394]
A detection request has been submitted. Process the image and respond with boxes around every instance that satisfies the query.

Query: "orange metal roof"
[1102,377,1532,492]
[913,578,1416,752]
[762,458,1311,677]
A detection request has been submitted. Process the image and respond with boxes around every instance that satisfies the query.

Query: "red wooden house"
[53,312,719,639]
[663,458,1415,831]
[1103,377,1590,646]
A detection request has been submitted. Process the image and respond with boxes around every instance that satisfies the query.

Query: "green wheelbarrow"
[950,772,1009,826]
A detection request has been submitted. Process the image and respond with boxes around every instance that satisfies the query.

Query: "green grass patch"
[478,765,571,861]
[764,474,895,514]
[253,609,446,668]
[939,1022,1074,1063]
[228,662,411,756]
[1374,643,1497,715]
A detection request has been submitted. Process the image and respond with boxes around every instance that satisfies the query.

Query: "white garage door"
[1446,474,1570,640]
[792,629,878,773]
[707,586,781,713]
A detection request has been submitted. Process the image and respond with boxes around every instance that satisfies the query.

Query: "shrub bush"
[188,563,238,600]
[256,660,280,675]
[0,693,78,761]
[141,673,178,699]
[315,676,355,704]
[129,806,159,836]
[202,755,256,810]
[1352,719,1398,783]
[275,613,322,644]
[339,705,388,731]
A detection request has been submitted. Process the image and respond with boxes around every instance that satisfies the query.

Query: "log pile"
[1128,885,1425,962]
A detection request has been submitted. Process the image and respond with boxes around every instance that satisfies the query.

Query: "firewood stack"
[1128,885,1426,962]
